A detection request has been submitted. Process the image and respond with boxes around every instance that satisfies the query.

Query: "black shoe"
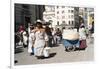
[30,53,34,56]
[24,45,28,48]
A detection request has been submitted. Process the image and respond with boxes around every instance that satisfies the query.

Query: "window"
[62,6,65,8]
[62,21,66,23]
[69,21,71,25]
[71,10,74,13]
[57,6,59,8]
[62,10,65,14]
[62,16,65,19]
[22,4,29,9]
[57,21,59,25]
[72,21,74,25]
[51,7,55,11]
[57,11,59,14]
[68,10,70,13]
[57,16,59,19]
[71,15,74,18]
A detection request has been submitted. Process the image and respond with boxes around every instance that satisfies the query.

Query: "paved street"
[15,38,94,65]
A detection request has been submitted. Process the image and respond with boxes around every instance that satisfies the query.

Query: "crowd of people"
[15,20,63,59]
[15,19,94,59]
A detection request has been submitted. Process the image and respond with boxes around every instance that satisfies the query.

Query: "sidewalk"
[15,38,94,65]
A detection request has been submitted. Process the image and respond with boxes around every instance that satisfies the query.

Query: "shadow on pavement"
[40,53,57,59]
[75,48,86,51]
[51,44,59,47]
[49,53,57,57]
[15,48,24,54]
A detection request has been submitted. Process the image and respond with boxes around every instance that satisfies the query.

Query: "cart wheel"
[66,46,76,52]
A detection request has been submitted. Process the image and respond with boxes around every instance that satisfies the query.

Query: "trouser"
[31,47,34,54]
[56,36,61,44]
[48,38,53,47]
[53,35,57,44]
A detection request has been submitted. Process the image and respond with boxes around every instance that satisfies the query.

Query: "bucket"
[43,47,50,57]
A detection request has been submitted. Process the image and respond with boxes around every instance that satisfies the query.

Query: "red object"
[79,40,87,49]
[18,26,24,32]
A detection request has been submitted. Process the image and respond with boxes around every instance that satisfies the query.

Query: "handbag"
[79,40,87,49]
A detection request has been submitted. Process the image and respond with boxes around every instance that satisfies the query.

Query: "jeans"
[32,47,34,53]
[56,36,61,44]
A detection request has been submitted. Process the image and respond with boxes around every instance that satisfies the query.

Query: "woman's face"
[37,24,42,28]
[37,24,40,28]
[20,26,23,28]
[36,22,42,28]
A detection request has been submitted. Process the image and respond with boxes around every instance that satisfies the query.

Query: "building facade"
[43,5,75,29]
[87,8,94,27]
[55,6,75,29]
[79,7,94,28]
[43,5,94,30]
[15,4,45,31]
[43,5,56,27]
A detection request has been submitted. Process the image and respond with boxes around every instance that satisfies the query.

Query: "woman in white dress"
[33,22,48,59]
[28,26,35,55]
[79,26,87,49]
[22,31,28,48]
[79,26,86,40]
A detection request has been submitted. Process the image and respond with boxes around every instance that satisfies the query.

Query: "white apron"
[34,31,48,57]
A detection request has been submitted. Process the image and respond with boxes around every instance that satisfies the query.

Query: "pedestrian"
[22,30,28,48]
[51,28,55,45]
[88,24,92,38]
[90,21,94,37]
[85,28,89,38]
[79,26,86,40]
[28,23,31,36]
[18,25,24,34]
[28,25,35,55]
[18,25,25,42]
[79,26,87,49]
[55,28,62,44]
[51,28,57,45]
[33,21,49,59]
[45,26,53,47]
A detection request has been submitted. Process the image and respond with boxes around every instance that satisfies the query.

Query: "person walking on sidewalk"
[45,26,53,47]
[33,20,49,59]
[28,25,35,56]
[79,26,87,49]
[55,28,62,45]
[51,28,56,46]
